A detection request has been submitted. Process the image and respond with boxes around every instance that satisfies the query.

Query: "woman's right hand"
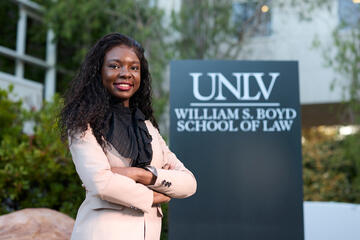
[111,167,155,185]
[153,191,171,204]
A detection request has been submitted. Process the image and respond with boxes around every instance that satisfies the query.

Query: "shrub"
[303,127,360,203]
[0,87,83,218]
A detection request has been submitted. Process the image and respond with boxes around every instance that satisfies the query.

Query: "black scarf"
[105,102,153,167]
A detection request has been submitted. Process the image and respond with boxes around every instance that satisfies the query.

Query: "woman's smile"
[114,81,134,91]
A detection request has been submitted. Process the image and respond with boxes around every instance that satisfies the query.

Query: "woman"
[60,33,197,240]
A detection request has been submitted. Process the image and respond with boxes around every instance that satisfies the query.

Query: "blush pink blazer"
[69,121,197,240]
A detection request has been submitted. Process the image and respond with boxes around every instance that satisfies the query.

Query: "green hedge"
[0,87,83,217]
[302,128,360,203]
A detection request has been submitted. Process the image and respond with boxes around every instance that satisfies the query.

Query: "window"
[232,1,272,37]
[338,0,360,27]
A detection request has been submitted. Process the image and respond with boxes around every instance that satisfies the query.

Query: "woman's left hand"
[162,163,174,170]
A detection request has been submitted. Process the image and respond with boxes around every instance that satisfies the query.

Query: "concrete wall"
[241,1,347,105]
[0,72,43,110]
[304,201,360,240]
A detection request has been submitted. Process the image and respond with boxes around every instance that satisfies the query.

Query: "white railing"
[0,0,56,109]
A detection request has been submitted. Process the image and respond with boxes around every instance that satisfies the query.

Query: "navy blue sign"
[168,60,304,240]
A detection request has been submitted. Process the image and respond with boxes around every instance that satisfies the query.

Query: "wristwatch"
[144,165,158,182]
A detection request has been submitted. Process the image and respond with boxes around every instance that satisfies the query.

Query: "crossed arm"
[69,126,196,213]
[111,164,173,205]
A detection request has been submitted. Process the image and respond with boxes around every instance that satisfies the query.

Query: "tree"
[171,0,270,59]
[292,0,360,203]
[31,0,172,120]
[321,22,360,123]
[285,0,360,122]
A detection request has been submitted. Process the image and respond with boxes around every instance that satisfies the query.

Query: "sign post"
[169,60,304,240]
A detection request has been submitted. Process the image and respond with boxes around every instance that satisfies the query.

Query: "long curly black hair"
[60,33,158,150]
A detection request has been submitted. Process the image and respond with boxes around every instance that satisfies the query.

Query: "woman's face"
[101,45,141,107]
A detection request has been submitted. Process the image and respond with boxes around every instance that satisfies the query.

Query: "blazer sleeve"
[148,126,197,198]
[69,128,153,213]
